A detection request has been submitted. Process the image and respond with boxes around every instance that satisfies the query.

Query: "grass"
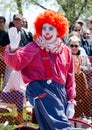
[0,115,38,130]
[0,107,39,130]
[0,124,15,130]
[0,122,39,130]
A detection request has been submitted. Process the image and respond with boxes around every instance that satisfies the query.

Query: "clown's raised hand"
[8,27,21,50]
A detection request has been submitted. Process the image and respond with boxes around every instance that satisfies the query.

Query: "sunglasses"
[74,29,81,32]
[70,44,79,48]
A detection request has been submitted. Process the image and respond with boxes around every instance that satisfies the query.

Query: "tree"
[15,0,22,14]
[56,0,89,28]
[1,0,92,29]
[30,0,92,30]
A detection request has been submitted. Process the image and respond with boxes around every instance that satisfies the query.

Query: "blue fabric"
[81,38,92,56]
[26,80,72,130]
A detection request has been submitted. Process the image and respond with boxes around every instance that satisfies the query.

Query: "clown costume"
[4,10,76,130]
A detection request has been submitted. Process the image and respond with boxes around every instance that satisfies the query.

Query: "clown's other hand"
[8,27,21,50]
[66,103,75,118]
[36,36,45,49]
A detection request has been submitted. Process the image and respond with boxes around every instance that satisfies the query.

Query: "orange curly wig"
[34,10,69,38]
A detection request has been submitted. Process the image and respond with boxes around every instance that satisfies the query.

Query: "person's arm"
[65,50,76,118]
[81,56,92,70]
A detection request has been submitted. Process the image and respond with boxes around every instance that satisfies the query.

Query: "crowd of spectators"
[0,14,33,124]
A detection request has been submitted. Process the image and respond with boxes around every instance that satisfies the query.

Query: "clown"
[4,10,76,130]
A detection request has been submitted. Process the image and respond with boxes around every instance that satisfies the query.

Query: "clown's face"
[42,23,58,44]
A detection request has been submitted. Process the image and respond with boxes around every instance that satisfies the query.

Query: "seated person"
[67,35,92,71]
[1,70,27,124]
[72,55,91,118]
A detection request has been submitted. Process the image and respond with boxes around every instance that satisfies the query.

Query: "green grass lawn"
[0,115,39,130]
[0,107,38,130]
[0,124,15,130]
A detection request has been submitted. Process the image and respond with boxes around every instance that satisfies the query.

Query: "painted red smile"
[44,35,53,40]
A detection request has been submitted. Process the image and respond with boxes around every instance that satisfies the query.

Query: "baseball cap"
[76,19,84,26]
[13,14,23,20]
[86,16,92,21]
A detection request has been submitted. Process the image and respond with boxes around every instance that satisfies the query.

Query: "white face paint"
[42,23,58,44]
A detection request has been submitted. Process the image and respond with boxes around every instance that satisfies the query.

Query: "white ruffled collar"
[36,36,64,53]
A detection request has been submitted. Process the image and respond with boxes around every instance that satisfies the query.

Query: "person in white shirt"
[67,35,91,71]
[1,70,27,124]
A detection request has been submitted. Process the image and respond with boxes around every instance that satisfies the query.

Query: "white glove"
[8,27,21,49]
[66,103,75,118]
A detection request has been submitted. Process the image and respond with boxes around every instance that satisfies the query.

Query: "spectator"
[83,28,92,40]
[0,16,10,46]
[8,21,15,28]
[13,14,33,47]
[4,10,76,130]
[22,17,28,29]
[72,22,83,38]
[82,28,92,56]
[1,70,27,124]
[67,31,80,44]
[2,21,14,87]
[0,16,9,80]
[71,23,92,56]
[72,55,91,119]
[67,35,91,71]
[3,14,34,87]
[75,19,84,27]
[86,17,92,31]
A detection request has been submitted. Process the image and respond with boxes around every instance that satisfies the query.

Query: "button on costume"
[4,10,76,130]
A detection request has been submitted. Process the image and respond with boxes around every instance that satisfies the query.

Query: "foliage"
[57,0,88,25]
[30,0,92,28]
[1,0,92,29]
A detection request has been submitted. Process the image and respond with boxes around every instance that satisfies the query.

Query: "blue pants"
[1,91,24,112]
[26,80,72,130]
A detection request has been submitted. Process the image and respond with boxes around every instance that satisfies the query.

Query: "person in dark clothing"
[0,16,10,47]
[13,14,33,47]
[81,38,92,56]
[0,16,10,79]
[3,14,33,86]
[81,28,92,56]
[22,17,28,29]
[72,22,92,56]
[8,21,15,28]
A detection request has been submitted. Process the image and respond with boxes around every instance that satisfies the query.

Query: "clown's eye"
[42,26,46,31]
[49,26,53,31]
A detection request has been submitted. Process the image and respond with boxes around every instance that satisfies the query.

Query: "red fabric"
[41,49,52,79]
[4,42,76,104]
